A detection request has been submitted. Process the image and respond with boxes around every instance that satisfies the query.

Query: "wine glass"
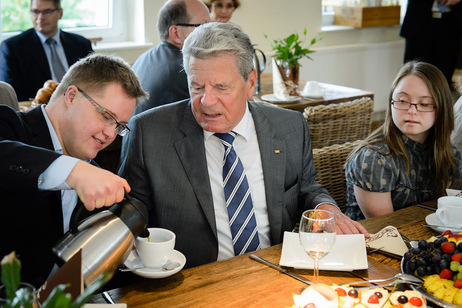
[299,209,336,283]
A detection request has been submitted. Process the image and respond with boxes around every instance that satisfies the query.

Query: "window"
[1,0,126,43]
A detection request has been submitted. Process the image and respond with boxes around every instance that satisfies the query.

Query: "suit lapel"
[249,103,286,244]
[174,103,218,237]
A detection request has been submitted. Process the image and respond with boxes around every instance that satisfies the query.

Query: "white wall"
[95,0,406,118]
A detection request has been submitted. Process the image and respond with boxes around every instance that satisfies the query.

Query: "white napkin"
[272,58,291,101]
[365,226,408,257]
[446,189,462,197]
[279,232,368,271]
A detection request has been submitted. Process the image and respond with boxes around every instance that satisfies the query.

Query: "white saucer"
[302,93,324,99]
[124,249,186,279]
[425,213,461,234]
[261,94,302,104]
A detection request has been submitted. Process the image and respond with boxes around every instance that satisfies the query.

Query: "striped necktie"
[215,132,260,255]
[46,38,66,81]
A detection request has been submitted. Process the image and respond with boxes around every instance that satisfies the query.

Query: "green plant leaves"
[266,29,324,68]
[1,252,21,303]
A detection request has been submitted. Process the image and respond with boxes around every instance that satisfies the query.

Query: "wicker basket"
[303,97,373,149]
[312,140,362,211]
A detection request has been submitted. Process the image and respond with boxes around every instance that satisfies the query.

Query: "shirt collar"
[40,104,63,153]
[36,29,62,46]
[204,101,252,142]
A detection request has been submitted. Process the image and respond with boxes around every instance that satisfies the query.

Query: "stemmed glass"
[299,209,336,283]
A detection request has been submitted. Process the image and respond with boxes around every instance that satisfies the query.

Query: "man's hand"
[65,161,130,211]
[317,204,370,237]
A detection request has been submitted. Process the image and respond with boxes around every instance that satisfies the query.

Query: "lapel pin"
[274,150,280,154]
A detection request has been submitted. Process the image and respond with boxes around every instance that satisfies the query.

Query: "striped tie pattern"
[46,38,66,81]
[215,132,260,255]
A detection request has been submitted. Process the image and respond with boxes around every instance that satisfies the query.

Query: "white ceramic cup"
[436,196,462,226]
[135,228,175,268]
[303,81,323,97]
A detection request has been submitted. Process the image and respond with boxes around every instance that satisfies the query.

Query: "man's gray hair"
[182,22,255,81]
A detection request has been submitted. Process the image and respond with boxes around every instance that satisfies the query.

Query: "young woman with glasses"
[203,0,240,23]
[344,61,462,220]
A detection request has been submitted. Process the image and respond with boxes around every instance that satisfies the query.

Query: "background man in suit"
[130,0,210,116]
[0,0,93,101]
[119,22,368,269]
[400,0,462,87]
[0,53,147,287]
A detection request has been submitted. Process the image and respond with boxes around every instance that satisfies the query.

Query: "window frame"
[0,0,127,44]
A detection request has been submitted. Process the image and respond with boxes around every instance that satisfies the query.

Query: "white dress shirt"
[36,30,70,82]
[204,103,271,260]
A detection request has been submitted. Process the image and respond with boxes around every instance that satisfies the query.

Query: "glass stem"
[313,257,320,283]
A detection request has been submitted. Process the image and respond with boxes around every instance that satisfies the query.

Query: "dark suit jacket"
[131,42,189,116]
[0,105,96,287]
[400,0,462,38]
[118,100,335,269]
[0,29,93,101]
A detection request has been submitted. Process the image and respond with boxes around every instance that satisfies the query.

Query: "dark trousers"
[404,12,461,86]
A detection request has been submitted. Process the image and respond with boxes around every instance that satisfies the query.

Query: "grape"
[440,259,450,269]
[426,265,434,275]
[404,251,414,261]
[450,261,460,271]
[418,239,428,250]
[442,253,452,261]
[457,242,462,251]
[417,266,426,276]
[458,265,462,272]
[420,250,431,260]
[431,252,442,263]
[397,295,408,304]
[417,257,427,267]
[409,258,418,270]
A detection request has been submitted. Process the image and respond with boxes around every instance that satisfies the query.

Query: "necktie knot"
[215,132,236,148]
[46,38,56,45]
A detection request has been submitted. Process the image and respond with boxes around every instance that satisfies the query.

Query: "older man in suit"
[0,0,93,101]
[119,22,369,269]
[0,54,147,287]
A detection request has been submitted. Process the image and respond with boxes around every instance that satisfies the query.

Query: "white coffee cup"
[436,196,462,227]
[135,228,175,268]
[302,81,324,97]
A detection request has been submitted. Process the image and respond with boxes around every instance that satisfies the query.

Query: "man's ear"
[64,86,78,107]
[168,25,182,47]
[247,69,257,99]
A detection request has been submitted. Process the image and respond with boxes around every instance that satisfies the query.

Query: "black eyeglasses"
[391,99,436,112]
[31,8,60,16]
[212,2,235,9]
[176,23,202,28]
[77,88,130,136]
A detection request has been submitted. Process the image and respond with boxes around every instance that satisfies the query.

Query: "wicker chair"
[312,140,362,211]
[303,97,373,149]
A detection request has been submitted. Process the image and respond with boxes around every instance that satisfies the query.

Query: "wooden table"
[91,201,438,307]
[258,73,374,113]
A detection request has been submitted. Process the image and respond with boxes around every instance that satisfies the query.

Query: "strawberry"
[440,268,453,280]
[442,230,453,236]
[441,241,455,254]
[368,294,379,304]
[409,297,423,306]
[455,279,462,289]
[452,254,462,263]
[335,287,347,297]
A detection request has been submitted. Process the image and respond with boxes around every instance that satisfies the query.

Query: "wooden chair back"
[303,97,373,149]
[312,140,362,211]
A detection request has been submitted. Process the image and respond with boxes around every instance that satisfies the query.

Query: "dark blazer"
[131,42,189,116]
[0,105,96,288]
[119,99,335,269]
[0,29,93,101]
[400,0,462,38]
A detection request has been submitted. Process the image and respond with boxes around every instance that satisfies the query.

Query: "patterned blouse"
[344,136,461,221]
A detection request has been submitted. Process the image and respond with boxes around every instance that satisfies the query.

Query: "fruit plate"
[400,259,460,308]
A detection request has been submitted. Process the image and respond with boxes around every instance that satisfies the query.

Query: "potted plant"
[265,29,324,86]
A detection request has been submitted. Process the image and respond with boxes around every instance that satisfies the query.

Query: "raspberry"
[455,279,462,289]
[440,268,453,280]
[368,294,379,304]
[441,242,455,254]
[452,254,462,263]
[335,288,347,297]
[409,297,423,306]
